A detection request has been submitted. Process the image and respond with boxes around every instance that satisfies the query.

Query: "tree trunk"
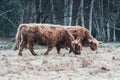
[107,19,110,41]
[113,0,117,42]
[89,0,94,34]
[113,20,116,42]
[93,13,100,39]
[76,0,84,26]
[75,9,80,25]
[50,0,56,23]
[30,0,36,23]
[20,9,24,24]
[106,0,110,41]
[36,0,44,23]
[100,0,105,41]
[80,0,84,27]
[64,0,68,25]
[68,0,73,26]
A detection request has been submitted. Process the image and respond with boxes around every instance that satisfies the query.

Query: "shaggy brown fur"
[15,23,80,56]
[66,26,99,51]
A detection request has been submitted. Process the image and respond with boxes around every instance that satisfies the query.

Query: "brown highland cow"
[14,23,81,56]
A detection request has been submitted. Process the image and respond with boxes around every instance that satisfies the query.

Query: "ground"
[0,43,120,80]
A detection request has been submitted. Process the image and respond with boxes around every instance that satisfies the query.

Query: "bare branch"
[0,15,16,27]
[0,10,12,16]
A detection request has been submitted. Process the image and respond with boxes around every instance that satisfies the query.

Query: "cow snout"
[90,44,97,51]
[71,42,82,55]
[74,51,81,55]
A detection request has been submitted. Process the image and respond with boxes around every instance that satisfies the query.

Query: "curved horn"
[88,39,93,43]
[88,39,99,44]
[74,38,80,44]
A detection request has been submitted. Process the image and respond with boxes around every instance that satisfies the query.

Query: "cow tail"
[14,24,23,50]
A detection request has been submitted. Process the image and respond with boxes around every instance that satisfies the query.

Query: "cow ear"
[72,39,80,44]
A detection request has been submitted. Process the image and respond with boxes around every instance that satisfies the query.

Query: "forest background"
[0,0,120,42]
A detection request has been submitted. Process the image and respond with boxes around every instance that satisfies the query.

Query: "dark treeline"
[0,0,120,42]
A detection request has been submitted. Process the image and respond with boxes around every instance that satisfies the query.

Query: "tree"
[76,0,84,26]
[106,0,110,41]
[0,0,120,41]
[89,0,94,34]
[64,0,68,25]
[50,0,56,23]
[80,0,84,27]
[68,0,73,26]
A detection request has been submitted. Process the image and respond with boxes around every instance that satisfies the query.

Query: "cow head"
[71,39,82,55]
[74,43,82,55]
[88,39,99,51]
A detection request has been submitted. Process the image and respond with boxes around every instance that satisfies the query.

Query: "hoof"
[18,54,22,56]
[44,53,48,55]
[75,53,81,55]
[57,52,60,55]
[32,53,37,56]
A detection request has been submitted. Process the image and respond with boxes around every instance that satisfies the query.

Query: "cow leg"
[44,46,53,55]
[28,43,37,56]
[69,49,72,54]
[18,39,27,56]
[56,46,61,54]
